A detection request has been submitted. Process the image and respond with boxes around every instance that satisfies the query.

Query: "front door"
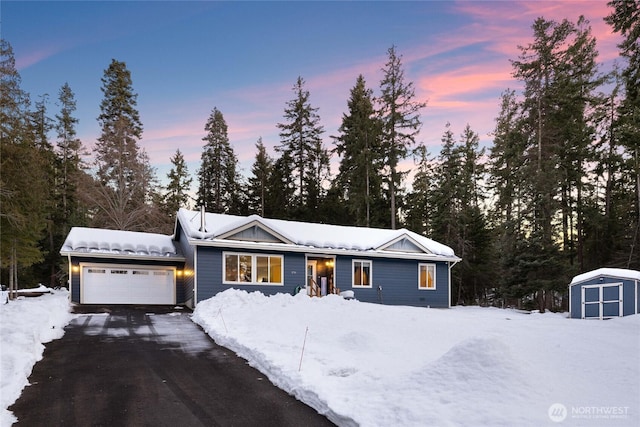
[307,260,317,295]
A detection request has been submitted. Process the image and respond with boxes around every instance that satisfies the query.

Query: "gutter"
[60,250,186,262]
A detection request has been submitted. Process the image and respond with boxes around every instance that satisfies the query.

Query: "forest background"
[1,0,639,311]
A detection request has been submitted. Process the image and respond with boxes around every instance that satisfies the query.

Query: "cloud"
[15,44,65,70]
[454,0,621,61]
[135,0,623,183]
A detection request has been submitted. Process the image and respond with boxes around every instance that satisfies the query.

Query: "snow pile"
[193,289,639,426]
[0,289,74,426]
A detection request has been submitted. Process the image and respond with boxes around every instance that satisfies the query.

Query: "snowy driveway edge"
[0,289,75,426]
[192,295,357,427]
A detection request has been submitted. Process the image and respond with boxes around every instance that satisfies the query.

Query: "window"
[419,264,436,290]
[352,260,372,288]
[223,253,283,285]
[110,269,128,275]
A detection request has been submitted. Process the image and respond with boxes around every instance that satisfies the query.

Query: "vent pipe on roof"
[199,205,206,232]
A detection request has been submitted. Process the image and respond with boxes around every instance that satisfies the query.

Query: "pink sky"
[62,1,622,185]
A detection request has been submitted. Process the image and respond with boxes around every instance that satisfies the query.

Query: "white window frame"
[222,252,284,286]
[418,263,437,290]
[352,259,372,288]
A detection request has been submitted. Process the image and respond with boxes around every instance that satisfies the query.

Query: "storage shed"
[569,268,640,319]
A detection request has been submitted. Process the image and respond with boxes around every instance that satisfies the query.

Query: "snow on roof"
[60,227,180,258]
[570,268,640,285]
[177,208,457,258]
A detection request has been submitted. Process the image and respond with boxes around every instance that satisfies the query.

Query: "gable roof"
[60,227,184,260]
[570,268,640,285]
[176,208,459,261]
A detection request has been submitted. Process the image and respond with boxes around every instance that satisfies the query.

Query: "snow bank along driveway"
[193,290,639,427]
[0,289,74,426]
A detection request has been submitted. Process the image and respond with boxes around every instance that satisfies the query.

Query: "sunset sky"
[3,1,621,185]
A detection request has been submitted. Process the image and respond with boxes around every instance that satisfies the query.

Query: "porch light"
[72,265,80,273]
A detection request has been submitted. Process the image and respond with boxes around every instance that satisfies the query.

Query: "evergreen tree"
[0,40,49,294]
[333,75,385,227]
[430,123,462,246]
[509,17,603,309]
[377,45,426,229]
[30,94,62,287]
[429,123,493,305]
[605,0,640,268]
[55,83,87,232]
[90,59,162,231]
[95,60,143,185]
[266,153,295,220]
[488,90,526,232]
[488,90,528,304]
[247,137,273,216]
[196,107,242,214]
[276,76,329,221]
[458,124,485,209]
[164,149,192,222]
[404,143,435,235]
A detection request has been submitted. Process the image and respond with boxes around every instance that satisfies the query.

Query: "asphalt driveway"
[10,305,335,426]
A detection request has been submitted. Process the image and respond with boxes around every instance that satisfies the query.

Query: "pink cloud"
[15,44,64,70]
[454,0,621,61]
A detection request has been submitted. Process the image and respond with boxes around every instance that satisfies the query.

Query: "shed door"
[82,264,175,304]
[581,283,623,319]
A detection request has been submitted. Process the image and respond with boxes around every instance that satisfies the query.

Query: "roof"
[570,268,640,285]
[60,227,184,261]
[176,208,459,261]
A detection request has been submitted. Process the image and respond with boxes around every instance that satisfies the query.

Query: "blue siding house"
[569,268,640,319]
[174,208,459,308]
[61,208,460,308]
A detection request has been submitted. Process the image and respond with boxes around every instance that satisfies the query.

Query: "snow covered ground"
[0,287,74,426]
[1,288,638,427]
[192,290,639,427]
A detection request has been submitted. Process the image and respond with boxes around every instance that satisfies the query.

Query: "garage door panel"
[82,265,175,304]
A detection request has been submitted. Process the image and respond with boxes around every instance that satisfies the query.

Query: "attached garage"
[81,264,176,304]
[61,227,185,305]
[569,268,640,319]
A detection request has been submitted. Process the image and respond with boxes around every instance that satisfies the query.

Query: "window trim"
[352,259,373,288]
[418,263,436,290]
[222,252,284,286]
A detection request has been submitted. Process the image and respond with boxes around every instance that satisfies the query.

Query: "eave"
[60,250,186,262]
[185,237,461,263]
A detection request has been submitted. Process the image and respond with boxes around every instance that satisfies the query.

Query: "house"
[61,208,460,308]
[569,268,640,319]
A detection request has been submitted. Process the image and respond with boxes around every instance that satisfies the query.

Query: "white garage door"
[82,264,175,304]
